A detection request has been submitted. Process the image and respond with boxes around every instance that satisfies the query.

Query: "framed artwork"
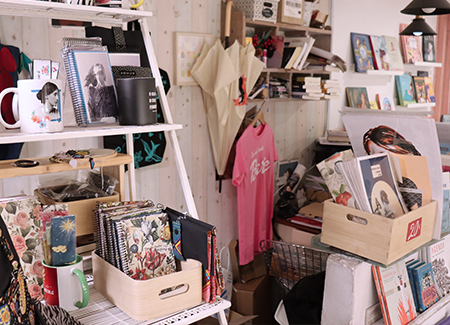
[174,32,215,86]
[350,33,375,72]
[346,87,370,108]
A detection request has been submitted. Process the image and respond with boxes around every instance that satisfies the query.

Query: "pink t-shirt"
[232,123,278,265]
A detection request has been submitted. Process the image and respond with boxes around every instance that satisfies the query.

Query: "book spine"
[376,266,393,325]
[372,265,390,325]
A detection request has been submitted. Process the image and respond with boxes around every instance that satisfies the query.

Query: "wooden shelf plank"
[0,153,132,179]
[245,19,332,35]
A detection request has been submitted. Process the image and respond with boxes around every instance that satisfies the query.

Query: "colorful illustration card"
[383,35,405,71]
[0,196,45,300]
[423,35,436,62]
[370,35,391,70]
[395,74,417,106]
[51,215,76,266]
[424,76,436,103]
[346,87,370,108]
[400,23,423,64]
[376,93,396,111]
[413,76,427,103]
[350,33,375,72]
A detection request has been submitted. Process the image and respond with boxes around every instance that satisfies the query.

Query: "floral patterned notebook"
[116,211,176,280]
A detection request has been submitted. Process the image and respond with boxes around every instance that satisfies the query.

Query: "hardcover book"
[346,87,369,108]
[406,259,424,310]
[413,76,426,103]
[426,236,450,299]
[51,215,76,266]
[395,74,416,106]
[400,23,423,64]
[383,35,404,71]
[372,259,417,325]
[423,35,436,62]
[370,35,391,70]
[412,262,439,312]
[376,93,395,111]
[351,33,375,72]
[424,76,436,103]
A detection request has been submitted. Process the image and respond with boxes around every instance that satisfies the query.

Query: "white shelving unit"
[0,1,229,324]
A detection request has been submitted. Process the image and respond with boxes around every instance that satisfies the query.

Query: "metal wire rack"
[260,239,331,293]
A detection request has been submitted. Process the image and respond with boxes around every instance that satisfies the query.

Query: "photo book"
[350,33,375,72]
[372,259,417,325]
[369,35,391,70]
[346,87,369,108]
[395,74,417,106]
[61,37,118,126]
[383,35,404,71]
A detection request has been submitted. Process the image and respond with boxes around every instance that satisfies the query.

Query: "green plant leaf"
[340,184,346,194]
[21,226,32,237]
[22,251,33,264]
[131,218,142,228]
[26,238,38,250]
[5,202,17,215]
[151,230,159,243]
[332,190,340,197]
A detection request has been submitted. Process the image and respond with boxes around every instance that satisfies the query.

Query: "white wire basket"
[260,239,330,293]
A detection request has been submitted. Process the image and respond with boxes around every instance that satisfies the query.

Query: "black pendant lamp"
[400,16,438,36]
[401,0,450,15]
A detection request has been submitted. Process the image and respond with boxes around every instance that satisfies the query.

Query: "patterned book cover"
[374,260,417,325]
[117,211,176,280]
[0,196,45,300]
[370,35,391,71]
[350,33,375,72]
[51,215,76,266]
[412,262,439,312]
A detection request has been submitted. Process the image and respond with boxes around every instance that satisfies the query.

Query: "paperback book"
[413,76,426,103]
[383,35,405,71]
[426,236,450,299]
[372,259,417,325]
[400,23,423,64]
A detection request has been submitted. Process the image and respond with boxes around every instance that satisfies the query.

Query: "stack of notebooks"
[94,200,177,280]
[302,77,324,100]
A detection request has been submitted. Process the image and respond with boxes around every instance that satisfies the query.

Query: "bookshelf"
[0,1,230,324]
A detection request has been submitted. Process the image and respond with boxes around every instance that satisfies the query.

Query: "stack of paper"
[302,76,323,100]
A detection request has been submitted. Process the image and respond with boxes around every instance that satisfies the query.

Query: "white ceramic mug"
[43,255,89,312]
[0,79,64,133]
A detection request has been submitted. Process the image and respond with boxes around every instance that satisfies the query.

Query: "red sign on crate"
[406,218,422,242]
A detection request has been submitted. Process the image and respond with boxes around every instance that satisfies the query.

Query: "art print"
[73,50,118,123]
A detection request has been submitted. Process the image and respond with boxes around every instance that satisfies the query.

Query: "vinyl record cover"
[350,33,375,72]
[342,114,443,238]
[370,35,391,71]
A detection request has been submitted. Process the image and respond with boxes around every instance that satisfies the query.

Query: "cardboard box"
[229,240,267,284]
[92,252,202,321]
[231,275,273,324]
[321,200,437,265]
[277,0,303,25]
[233,0,279,23]
[35,189,119,237]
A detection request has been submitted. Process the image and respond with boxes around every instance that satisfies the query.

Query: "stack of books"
[269,77,289,98]
[322,79,341,100]
[326,128,349,143]
[302,76,323,100]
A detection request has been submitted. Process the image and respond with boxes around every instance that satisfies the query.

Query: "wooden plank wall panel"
[0,4,329,253]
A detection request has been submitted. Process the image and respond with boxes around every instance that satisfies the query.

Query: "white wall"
[328,0,438,130]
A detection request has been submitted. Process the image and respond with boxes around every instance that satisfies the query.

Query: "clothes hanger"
[251,109,266,127]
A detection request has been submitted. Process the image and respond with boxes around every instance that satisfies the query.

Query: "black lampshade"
[401,0,450,15]
[400,16,437,36]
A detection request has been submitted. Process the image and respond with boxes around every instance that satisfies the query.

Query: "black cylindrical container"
[116,77,157,125]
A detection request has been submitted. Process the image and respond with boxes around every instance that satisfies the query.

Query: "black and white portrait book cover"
[357,153,407,218]
[342,113,443,238]
[72,50,118,124]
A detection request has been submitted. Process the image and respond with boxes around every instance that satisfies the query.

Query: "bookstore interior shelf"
[245,18,332,35]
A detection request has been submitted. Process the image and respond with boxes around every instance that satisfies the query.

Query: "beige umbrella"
[191,39,264,183]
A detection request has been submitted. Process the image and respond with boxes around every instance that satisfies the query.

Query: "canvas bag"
[85,24,168,168]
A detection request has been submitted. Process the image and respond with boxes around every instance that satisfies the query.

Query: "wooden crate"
[321,200,437,265]
[92,252,202,321]
[35,190,119,237]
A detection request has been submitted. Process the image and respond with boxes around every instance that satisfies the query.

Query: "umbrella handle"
[225,0,234,49]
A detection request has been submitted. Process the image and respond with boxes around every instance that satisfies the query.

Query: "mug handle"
[72,268,90,308]
[0,87,20,129]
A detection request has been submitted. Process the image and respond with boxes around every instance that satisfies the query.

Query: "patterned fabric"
[171,221,184,261]
[33,300,82,325]
[399,177,423,210]
[0,197,45,301]
[111,26,126,52]
[0,226,36,325]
